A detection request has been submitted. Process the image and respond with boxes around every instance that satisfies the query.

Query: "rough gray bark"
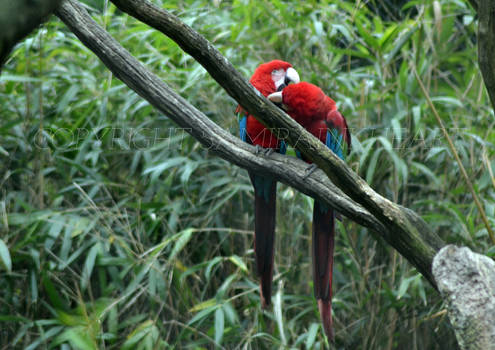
[107,0,445,287]
[0,0,63,68]
[432,245,495,350]
[478,0,495,110]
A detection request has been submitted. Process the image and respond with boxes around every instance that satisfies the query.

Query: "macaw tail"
[312,200,335,342]
[250,173,277,308]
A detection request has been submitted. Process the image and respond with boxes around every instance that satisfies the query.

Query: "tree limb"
[478,0,495,111]
[55,0,444,287]
[108,0,445,285]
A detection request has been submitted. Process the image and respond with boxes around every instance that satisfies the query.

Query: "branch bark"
[55,0,444,287]
[108,0,445,285]
[478,0,495,110]
[0,0,63,68]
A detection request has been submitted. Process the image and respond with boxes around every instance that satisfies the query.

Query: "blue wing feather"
[279,141,287,155]
[327,129,345,160]
[238,113,247,142]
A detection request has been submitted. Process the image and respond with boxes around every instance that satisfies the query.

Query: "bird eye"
[272,69,282,74]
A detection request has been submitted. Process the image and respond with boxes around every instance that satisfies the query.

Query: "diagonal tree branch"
[55,0,444,286]
[108,0,445,284]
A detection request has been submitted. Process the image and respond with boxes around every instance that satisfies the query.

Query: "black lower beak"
[285,75,292,86]
[278,74,296,91]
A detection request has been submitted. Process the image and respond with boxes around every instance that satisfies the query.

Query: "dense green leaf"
[214,307,224,345]
[0,239,12,272]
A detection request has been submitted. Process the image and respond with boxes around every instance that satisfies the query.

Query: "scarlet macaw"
[268,82,350,341]
[236,60,300,308]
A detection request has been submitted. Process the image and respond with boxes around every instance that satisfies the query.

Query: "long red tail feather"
[251,174,277,308]
[312,200,335,341]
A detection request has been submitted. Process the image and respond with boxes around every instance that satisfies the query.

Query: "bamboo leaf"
[169,228,194,260]
[0,239,12,272]
[305,323,319,349]
[228,255,247,273]
[214,307,225,345]
[81,244,99,290]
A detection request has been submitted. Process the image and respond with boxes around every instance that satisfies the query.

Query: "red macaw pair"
[236,60,350,342]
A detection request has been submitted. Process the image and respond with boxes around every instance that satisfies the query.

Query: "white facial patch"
[272,69,286,89]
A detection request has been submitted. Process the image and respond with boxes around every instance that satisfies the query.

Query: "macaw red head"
[250,60,300,97]
[238,60,300,149]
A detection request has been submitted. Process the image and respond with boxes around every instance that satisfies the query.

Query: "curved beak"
[285,67,300,85]
[276,67,300,91]
[267,91,288,111]
[267,91,283,103]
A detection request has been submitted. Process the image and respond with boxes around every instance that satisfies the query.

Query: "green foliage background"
[1,0,494,348]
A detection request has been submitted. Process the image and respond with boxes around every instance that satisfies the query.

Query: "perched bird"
[236,60,300,308]
[268,82,350,341]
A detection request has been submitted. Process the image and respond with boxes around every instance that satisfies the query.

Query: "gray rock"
[432,245,495,350]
